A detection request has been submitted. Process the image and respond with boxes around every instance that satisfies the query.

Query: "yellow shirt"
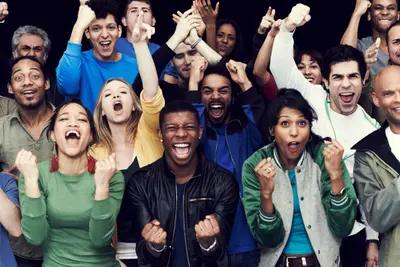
[90,88,165,168]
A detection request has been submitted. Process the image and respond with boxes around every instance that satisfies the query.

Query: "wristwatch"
[330,187,345,198]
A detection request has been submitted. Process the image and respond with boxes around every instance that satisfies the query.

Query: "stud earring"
[160,139,163,143]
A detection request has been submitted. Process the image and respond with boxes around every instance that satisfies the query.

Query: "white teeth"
[65,130,80,138]
[100,41,111,45]
[340,93,354,96]
[211,104,223,108]
[174,144,189,148]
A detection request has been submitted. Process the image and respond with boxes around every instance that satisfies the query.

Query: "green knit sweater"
[19,159,124,267]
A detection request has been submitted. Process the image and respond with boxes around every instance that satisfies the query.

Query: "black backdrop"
[0,0,372,74]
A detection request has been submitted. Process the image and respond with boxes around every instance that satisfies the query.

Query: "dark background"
[0,0,372,73]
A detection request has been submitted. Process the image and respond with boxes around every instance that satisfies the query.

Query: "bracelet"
[190,38,202,49]
[199,238,217,252]
[148,243,167,253]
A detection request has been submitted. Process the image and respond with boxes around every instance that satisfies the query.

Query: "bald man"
[353,65,400,267]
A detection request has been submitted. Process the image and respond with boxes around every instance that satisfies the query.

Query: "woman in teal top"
[16,99,124,267]
[242,89,357,267]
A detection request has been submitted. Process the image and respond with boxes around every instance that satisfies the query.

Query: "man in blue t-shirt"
[0,173,21,267]
[117,0,178,80]
[56,0,139,113]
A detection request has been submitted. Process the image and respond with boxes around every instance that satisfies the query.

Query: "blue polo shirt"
[0,173,19,267]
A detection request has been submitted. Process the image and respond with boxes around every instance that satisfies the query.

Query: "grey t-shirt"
[358,36,389,75]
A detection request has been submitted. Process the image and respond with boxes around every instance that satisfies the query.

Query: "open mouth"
[305,76,314,83]
[99,41,112,49]
[339,92,355,104]
[173,143,190,159]
[287,141,300,153]
[208,101,225,119]
[113,101,123,112]
[219,45,228,52]
[22,89,37,97]
[65,130,81,144]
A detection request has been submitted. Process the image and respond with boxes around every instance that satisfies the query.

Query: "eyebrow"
[58,112,88,117]
[202,85,230,90]
[12,67,41,76]
[21,45,42,49]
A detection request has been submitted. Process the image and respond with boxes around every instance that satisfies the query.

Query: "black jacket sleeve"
[237,86,265,127]
[132,44,176,96]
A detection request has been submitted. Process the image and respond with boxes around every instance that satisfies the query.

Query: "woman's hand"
[94,153,117,200]
[15,149,39,183]
[323,140,344,181]
[254,157,276,197]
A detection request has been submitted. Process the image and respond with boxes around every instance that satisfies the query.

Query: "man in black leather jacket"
[127,100,239,267]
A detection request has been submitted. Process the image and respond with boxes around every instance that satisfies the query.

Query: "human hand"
[15,149,38,183]
[94,153,117,188]
[142,220,167,249]
[76,2,96,30]
[189,56,208,86]
[195,0,219,28]
[195,214,220,248]
[366,242,379,267]
[323,140,344,181]
[284,4,311,32]
[364,37,380,72]
[132,10,155,43]
[226,60,251,90]
[258,7,276,35]
[354,0,371,17]
[0,2,9,21]
[254,157,276,197]
[172,8,201,43]
[268,19,284,38]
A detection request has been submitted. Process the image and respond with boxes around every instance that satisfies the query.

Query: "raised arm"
[270,4,318,97]
[195,0,219,51]
[56,2,95,96]
[340,0,371,47]
[0,174,21,237]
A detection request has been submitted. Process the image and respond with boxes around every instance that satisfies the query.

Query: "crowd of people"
[0,0,400,266]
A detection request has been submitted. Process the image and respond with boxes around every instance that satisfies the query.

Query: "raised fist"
[268,19,284,38]
[76,4,96,30]
[0,2,8,21]
[15,149,39,183]
[284,4,311,32]
[322,140,345,181]
[254,157,276,197]
[354,0,371,17]
[132,10,155,43]
[226,60,250,89]
[258,7,276,35]
[189,56,208,85]
[94,153,117,187]
[195,214,220,248]
[142,220,167,249]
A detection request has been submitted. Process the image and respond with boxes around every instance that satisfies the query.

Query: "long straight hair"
[93,78,142,154]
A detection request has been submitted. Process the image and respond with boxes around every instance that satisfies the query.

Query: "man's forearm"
[195,39,221,65]
[253,35,275,83]
[69,23,86,44]
[0,188,21,237]
[340,14,362,48]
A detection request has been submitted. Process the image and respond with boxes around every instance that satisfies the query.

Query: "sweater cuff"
[365,225,380,241]
[259,209,276,223]
[66,42,82,56]
[91,197,113,220]
[22,196,46,218]
[330,193,349,209]
[140,87,165,114]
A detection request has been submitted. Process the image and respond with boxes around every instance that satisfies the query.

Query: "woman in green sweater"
[16,99,124,267]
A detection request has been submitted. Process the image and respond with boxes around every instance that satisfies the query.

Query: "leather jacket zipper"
[182,182,191,267]
[167,183,178,267]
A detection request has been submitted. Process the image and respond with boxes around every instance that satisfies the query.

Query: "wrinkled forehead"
[18,34,44,47]
[371,0,398,8]
[162,111,198,127]
[12,59,43,75]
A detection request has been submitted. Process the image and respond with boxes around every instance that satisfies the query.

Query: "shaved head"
[374,65,400,127]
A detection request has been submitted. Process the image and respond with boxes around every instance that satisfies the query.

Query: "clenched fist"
[322,140,344,181]
[254,157,276,197]
[353,0,371,17]
[0,2,8,21]
[94,153,117,187]
[189,56,208,86]
[142,220,167,250]
[15,149,39,183]
[284,4,311,32]
[76,3,96,30]
[364,37,380,71]
[195,214,220,249]
[226,60,251,91]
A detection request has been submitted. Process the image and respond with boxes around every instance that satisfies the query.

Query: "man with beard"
[186,58,264,267]
[128,100,239,267]
[0,56,54,267]
[341,0,399,75]
[353,65,400,267]
[271,4,381,267]
[56,0,138,113]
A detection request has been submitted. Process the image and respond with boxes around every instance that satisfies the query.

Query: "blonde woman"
[91,12,164,267]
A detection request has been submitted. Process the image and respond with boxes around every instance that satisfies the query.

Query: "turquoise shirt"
[283,170,314,254]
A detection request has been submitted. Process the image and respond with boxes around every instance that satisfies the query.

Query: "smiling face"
[201,74,232,126]
[373,66,400,126]
[297,54,322,85]
[172,43,200,80]
[159,111,203,167]
[100,80,136,124]
[271,107,310,169]
[324,61,363,115]
[85,14,122,61]
[388,24,400,65]
[370,0,399,33]
[216,23,237,57]
[51,103,93,159]
[8,58,49,109]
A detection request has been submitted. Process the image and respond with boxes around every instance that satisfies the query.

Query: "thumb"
[305,14,311,23]
[151,219,160,226]
[375,37,381,47]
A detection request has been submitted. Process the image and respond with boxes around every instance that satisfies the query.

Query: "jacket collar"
[272,143,306,171]
[352,121,400,174]
[161,152,204,181]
